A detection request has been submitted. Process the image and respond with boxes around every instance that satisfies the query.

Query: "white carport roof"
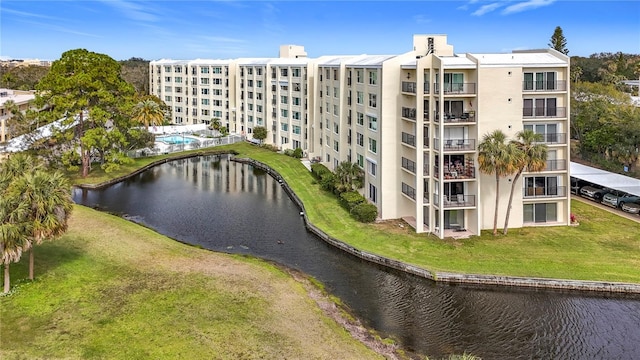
[571,162,640,197]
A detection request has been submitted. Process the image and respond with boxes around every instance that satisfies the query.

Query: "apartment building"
[149,34,570,238]
[0,89,36,143]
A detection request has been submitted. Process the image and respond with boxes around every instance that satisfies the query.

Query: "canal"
[73,155,640,359]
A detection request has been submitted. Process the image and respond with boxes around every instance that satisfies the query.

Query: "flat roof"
[571,162,640,197]
[469,51,566,67]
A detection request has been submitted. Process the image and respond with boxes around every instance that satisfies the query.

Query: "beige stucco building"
[0,89,36,143]
[149,34,571,238]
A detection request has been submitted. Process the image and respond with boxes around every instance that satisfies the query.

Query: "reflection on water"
[73,155,640,359]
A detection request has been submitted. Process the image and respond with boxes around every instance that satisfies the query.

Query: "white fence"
[127,134,244,158]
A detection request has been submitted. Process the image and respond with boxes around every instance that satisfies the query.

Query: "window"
[257,80,263,88]
[357,91,364,104]
[292,111,300,120]
[443,73,464,92]
[333,105,338,116]
[248,68,253,75]
[292,125,301,134]
[524,176,559,197]
[257,105,263,112]
[248,104,253,111]
[367,115,377,131]
[369,94,377,108]
[280,68,288,77]
[248,80,253,87]
[334,122,339,134]
[174,77,182,83]
[200,109,207,115]
[200,78,209,85]
[367,159,377,176]
[524,72,556,91]
[248,91,253,99]
[257,68,262,75]
[357,132,364,146]
[334,87,339,98]
[248,115,253,122]
[175,87,182,93]
[369,70,377,85]
[369,184,377,203]
[281,136,289,144]
[523,98,557,117]
[256,93,262,100]
[212,67,221,74]
[293,97,301,106]
[164,76,171,82]
[368,138,377,153]
[164,96,171,102]
[523,203,557,223]
[292,68,300,77]
[174,66,182,73]
[281,109,288,117]
[357,153,364,167]
[200,67,209,74]
[357,112,364,126]
[201,99,209,105]
[524,123,559,143]
[334,140,339,151]
[356,70,363,83]
[213,110,222,117]
[281,123,289,131]
[281,95,288,104]
[212,100,221,106]
[212,78,222,85]
[164,86,172,92]
[164,66,172,72]
[201,88,209,95]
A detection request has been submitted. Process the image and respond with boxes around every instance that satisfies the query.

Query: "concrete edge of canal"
[76,152,640,295]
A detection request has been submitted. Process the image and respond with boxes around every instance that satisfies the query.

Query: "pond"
[73,155,640,359]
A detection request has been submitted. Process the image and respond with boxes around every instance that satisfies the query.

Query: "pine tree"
[549,26,569,55]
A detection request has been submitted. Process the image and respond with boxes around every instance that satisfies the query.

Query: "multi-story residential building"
[149,34,570,238]
[0,88,36,143]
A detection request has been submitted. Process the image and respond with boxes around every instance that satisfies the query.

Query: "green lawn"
[74,143,640,283]
[0,206,383,359]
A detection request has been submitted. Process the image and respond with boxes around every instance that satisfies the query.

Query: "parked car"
[616,194,640,209]
[579,186,607,201]
[621,202,640,214]
[601,192,623,208]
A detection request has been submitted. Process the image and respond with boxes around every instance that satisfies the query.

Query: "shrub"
[311,163,331,179]
[260,144,279,152]
[351,203,378,223]
[319,172,336,192]
[339,191,366,211]
[284,149,295,157]
[292,147,303,159]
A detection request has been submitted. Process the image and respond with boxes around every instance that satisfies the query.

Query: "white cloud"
[413,14,431,24]
[502,0,556,15]
[472,2,503,16]
[97,0,159,22]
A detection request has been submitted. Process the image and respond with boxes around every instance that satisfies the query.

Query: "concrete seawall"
[232,157,640,295]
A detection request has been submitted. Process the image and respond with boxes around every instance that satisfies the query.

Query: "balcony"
[544,159,567,171]
[402,107,417,121]
[424,136,430,149]
[401,132,416,147]
[523,80,567,92]
[402,81,417,94]
[434,112,476,124]
[523,186,567,198]
[435,138,477,151]
[401,157,416,173]
[424,82,430,94]
[538,132,567,144]
[401,182,416,200]
[434,194,476,208]
[523,107,567,118]
[434,83,476,95]
[434,165,476,180]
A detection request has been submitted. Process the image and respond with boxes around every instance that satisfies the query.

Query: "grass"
[0,205,384,359]
[71,142,640,283]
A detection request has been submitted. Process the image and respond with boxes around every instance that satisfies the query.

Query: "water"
[73,155,640,359]
[155,135,199,144]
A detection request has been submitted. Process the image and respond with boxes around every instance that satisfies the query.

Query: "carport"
[570,162,640,197]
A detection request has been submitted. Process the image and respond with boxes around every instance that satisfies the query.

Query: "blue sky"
[1,1,638,61]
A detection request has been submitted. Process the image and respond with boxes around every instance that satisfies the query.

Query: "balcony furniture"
[457,194,465,205]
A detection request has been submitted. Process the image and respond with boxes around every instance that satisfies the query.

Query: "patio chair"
[456,194,465,205]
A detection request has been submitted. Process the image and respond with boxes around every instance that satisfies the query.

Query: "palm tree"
[503,130,547,235]
[334,161,364,193]
[478,130,517,236]
[132,99,165,131]
[9,170,73,280]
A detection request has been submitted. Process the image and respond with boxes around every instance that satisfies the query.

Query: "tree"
[34,49,136,177]
[132,99,165,131]
[210,118,221,132]
[503,130,547,235]
[549,26,569,55]
[14,171,72,280]
[478,130,515,236]
[334,161,364,193]
[253,126,268,144]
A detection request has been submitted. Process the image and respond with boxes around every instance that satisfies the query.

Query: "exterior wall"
[0,89,36,143]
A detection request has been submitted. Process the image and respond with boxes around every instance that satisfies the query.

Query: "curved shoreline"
[75,151,640,295]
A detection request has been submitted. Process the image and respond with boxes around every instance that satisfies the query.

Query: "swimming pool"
[155,135,199,145]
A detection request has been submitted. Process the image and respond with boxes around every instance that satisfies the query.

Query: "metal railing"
[538,132,567,144]
[434,138,477,151]
[402,107,417,120]
[401,132,416,147]
[402,81,417,93]
[401,157,416,173]
[434,83,477,95]
[434,165,476,179]
[128,134,244,158]
[523,186,567,198]
[434,112,476,123]
[402,182,416,200]
[523,107,567,118]
[522,80,567,92]
[544,159,567,171]
[441,194,476,208]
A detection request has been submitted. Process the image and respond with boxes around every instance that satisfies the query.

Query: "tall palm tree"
[9,170,73,280]
[132,99,165,131]
[503,130,547,235]
[478,130,517,236]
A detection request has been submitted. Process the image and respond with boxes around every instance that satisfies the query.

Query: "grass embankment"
[73,142,640,283]
[0,205,383,359]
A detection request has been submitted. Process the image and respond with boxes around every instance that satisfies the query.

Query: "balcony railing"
[434,112,476,123]
[423,164,429,176]
[434,83,477,95]
[523,107,567,118]
[402,107,417,120]
[401,157,416,173]
[424,82,430,94]
[544,159,567,171]
[523,186,567,198]
[434,194,476,208]
[434,138,477,151]
[402,182,416,200]
[402,81,417,93]
[522,80,567,92]
[424,136,430,149]
[536,132,567,144]
[401,132,416,147]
